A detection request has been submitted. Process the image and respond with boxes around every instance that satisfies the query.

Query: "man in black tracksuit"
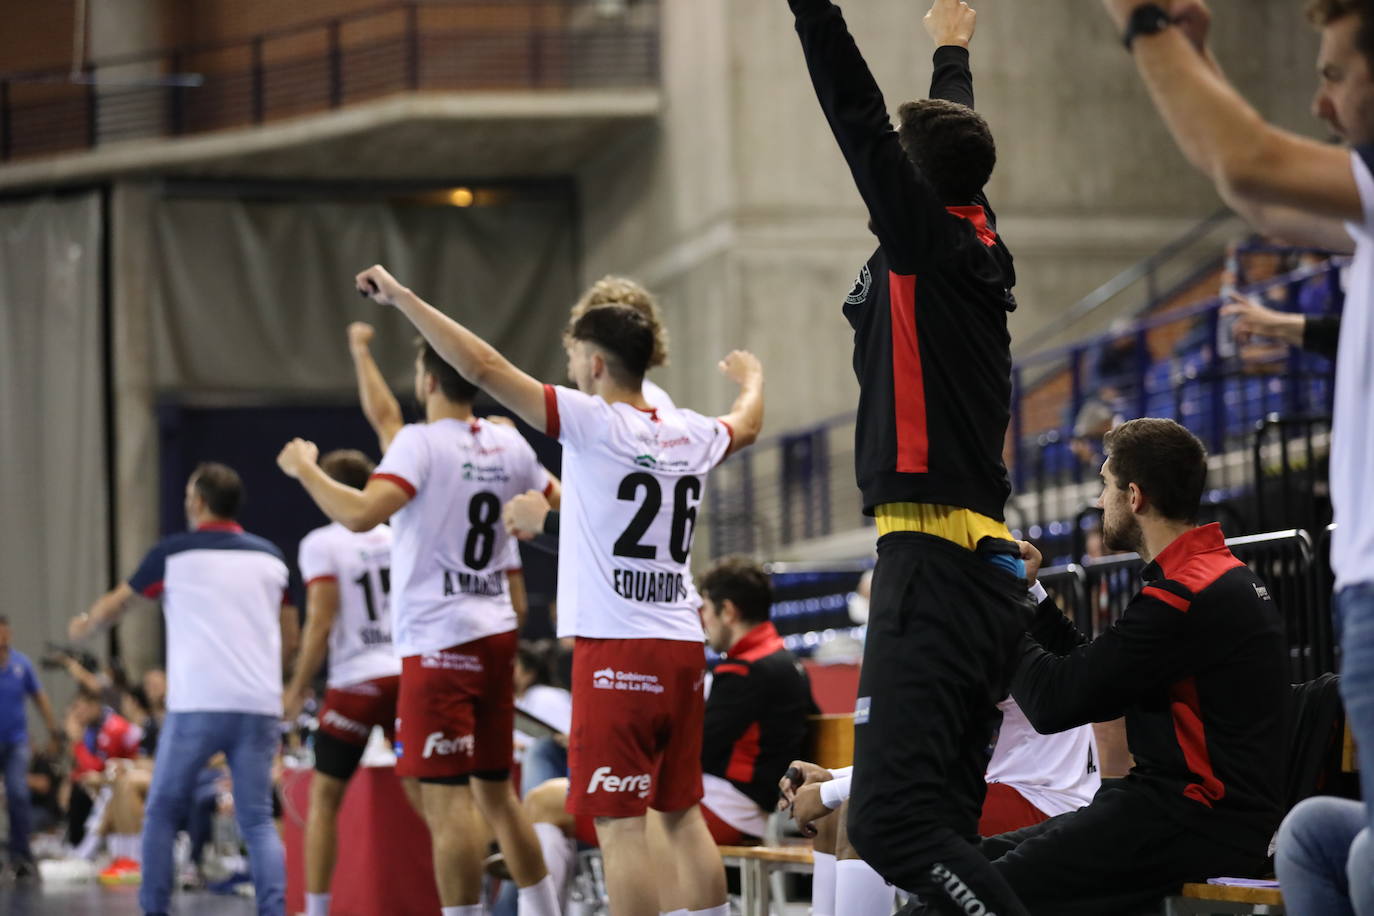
[988,419,1287,915]
[787,1,1033,912]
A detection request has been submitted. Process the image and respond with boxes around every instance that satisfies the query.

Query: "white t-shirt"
[297,522,402,689]
[373,418,551,656]
[985,698,1100,818]
[1332,148,1374,588]
[545,385,733,641]
[643,378,676,410]
[128,524,289,716]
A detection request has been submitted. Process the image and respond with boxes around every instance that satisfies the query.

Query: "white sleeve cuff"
[1029,581,1048,604]
[827,766,853,780]
[820,774,852,810]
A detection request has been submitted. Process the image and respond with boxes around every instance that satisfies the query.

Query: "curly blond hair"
[567,276,669,368]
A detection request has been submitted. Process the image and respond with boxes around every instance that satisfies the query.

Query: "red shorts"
[394,631,517,781]
[979,782,1051,836]
[318,675,401,746]
[572,805,748,848]
[566,637,706,819]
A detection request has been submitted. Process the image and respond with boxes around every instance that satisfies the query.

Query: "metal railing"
[0,0,660,161]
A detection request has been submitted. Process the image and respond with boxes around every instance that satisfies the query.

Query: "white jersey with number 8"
[373,418,552,656]
[544,385,732,642]
[297,523,401,689]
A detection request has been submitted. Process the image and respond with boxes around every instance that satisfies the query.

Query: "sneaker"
[98,857,142,886]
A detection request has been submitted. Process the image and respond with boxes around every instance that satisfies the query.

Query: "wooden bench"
[806,712,855,770]
[719,844,815,916]
[1165,882,1285,915]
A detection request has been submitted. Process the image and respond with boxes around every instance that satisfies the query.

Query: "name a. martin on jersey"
[613,568,690,603]
[443,569,506,598]
[461,461,512,484]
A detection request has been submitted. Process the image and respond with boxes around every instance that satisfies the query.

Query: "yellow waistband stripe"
[873,502,1012,551]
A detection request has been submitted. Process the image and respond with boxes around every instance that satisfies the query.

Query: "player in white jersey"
[353,263,764,916]
[1100,1,1374,909]
[281,449,400,916]
[278,338,563,916]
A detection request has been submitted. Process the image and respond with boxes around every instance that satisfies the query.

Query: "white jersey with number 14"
[545,384,732,642]
[297,523,401,689]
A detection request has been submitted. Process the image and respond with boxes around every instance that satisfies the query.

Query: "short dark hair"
[1307,0,1374,68]
[896,99,996,203]
[515,640,555,688]
[698,556,773,625]
[1103,419,1208,523]
[568,305,655,386]
[191,462,244,519]
[417,339,480,405]
[320,449,375,490]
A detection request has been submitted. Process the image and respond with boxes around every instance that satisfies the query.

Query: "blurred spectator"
[0,615,63,879]
[1070,399,1118,472]
[513,641,571,796]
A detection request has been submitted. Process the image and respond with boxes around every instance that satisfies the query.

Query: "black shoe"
[11,859,40,882]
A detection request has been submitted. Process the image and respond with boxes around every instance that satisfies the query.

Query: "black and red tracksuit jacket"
[791,0,1017,520]
[702,622,819,813]
[1013,524,1288,849]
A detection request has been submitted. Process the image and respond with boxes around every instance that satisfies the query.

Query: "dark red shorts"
[979,782,1050,836]
[318,675,401,747]
[394,631,517,780]
[566,637,706,819]
[572,805,747,848]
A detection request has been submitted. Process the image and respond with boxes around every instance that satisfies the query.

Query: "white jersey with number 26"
[544,384,732,642]
[297,523,401,689]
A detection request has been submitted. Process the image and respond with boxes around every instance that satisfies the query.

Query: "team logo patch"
[590,668,665,694]
[633,454,658,469]
[845,264,872,305]
[592,667,616,690]
[586,766,652,798]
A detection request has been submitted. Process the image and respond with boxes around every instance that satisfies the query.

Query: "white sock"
[812,851,837,916]
[112,834,142,864]
[306,892,331,916]
[532,822,575,901]
[686,906,728,916]
[517,873,561,916]
[440,906,484,916]
[836,859,894,915]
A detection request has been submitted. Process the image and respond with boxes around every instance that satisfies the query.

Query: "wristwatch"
[1122,3,1171,51]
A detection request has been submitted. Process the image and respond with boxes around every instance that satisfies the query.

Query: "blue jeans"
[519,737,568,797]
[1337,583,1374,913]
[1276,797,1374,915]
[0,739,32,863]
[140,712,284,916]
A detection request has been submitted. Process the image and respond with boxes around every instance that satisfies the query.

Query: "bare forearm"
[350,345,403,449]
[393,289,502,389]
[286,619,330,698]
[727,377,765,444]
[297,464,376,531]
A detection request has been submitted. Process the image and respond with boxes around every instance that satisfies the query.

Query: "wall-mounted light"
[448,188,475,207]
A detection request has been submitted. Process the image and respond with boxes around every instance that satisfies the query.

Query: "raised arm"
[347,322,404,453]
[1103,1,1360,222]
[282,581,339,721]
[718,350,764,457]
[355,265,548,431]
[788,0,960,269]
[278,438,410,533]
[925,0,977,106]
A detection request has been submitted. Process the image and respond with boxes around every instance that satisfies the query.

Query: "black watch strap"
[1122,3,1171,51]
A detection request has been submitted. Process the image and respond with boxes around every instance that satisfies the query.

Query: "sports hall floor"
[0,884,253,914]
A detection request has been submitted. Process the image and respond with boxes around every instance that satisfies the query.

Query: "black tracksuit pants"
[980,782,1272,916]
[848,532,1032,916]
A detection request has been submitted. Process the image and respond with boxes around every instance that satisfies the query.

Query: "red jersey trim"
[713,662,751,678]
[304,575,338,588]
[1170,676,1226,808]
[1142,585,1191,613]
[727,622,785,664]
[725,722,761,785]
[718,419,736,465]
[370,472,416,499]
[542,479,556,498]
[197,521,244,533]
[1153,524,1246,595]
[889,272,929,474]
[945,205,998,247]
[141,582,165,599]
[544,384,561,438]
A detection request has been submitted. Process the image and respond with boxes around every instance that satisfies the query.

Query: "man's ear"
[591,352,607,382]
[720,598,740,626]
[1127,482,1146,515]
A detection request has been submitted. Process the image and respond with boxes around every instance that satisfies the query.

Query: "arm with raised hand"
[278,438,410,533]
[718,350,764,457]
[355,265,548,431]
[1103,0,1360,222]
[347,322,404,453]
[925,0,977,106]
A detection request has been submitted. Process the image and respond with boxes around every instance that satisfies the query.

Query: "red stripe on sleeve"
[142,582,164,599]
[1142,585,1191,613]
[544,384,561,439]
[304,575,337,588]
[889,272,929,474]
[370,473,416,498]
[725,722,762,784]
[542,479,555,498]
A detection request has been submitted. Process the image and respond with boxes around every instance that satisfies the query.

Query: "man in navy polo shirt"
[0,615,61,879]
[70,463,293,916]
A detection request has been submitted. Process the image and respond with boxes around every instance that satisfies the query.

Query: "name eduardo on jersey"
[611,568,690,604]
